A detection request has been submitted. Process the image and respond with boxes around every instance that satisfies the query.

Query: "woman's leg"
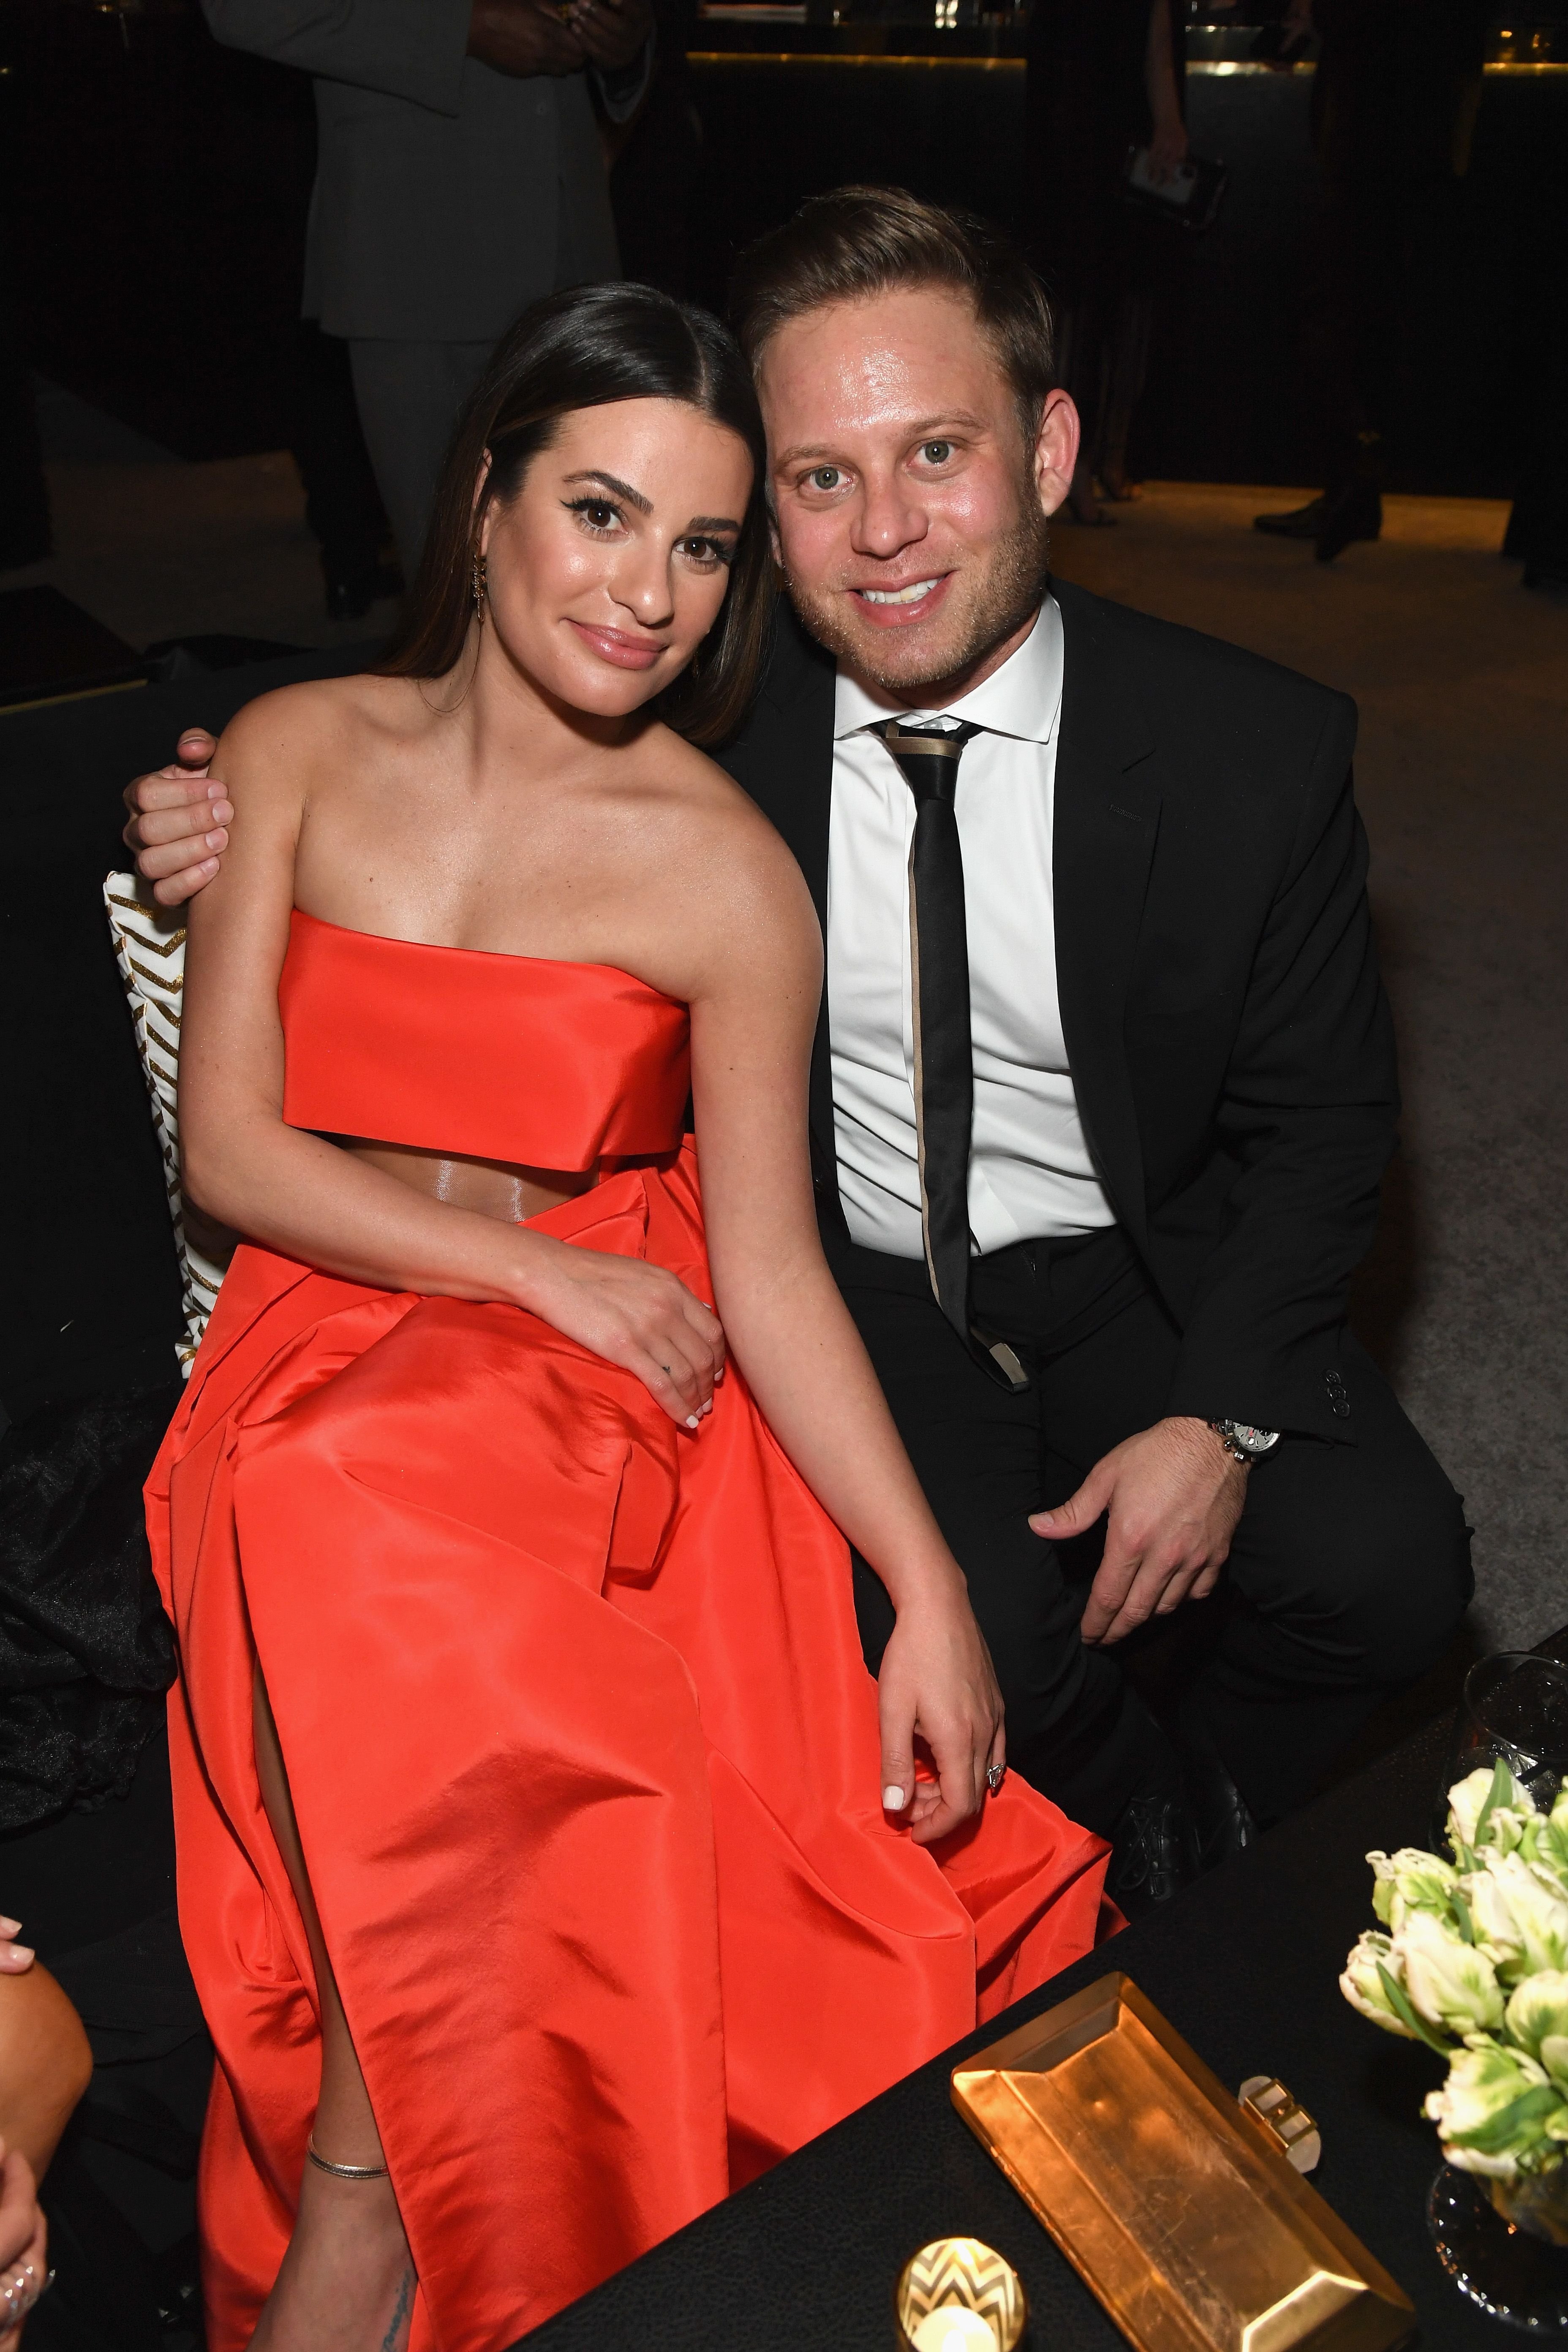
[248,1665,416,2352]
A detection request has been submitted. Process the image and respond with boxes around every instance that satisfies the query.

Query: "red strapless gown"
[147,911,1111,2352]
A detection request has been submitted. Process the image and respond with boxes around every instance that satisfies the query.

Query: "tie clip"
[887,723,967,760]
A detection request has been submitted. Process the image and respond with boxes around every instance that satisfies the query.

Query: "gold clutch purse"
[951,1974,1415,2352]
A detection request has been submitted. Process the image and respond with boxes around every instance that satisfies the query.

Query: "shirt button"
[1325,1369,1350,1419]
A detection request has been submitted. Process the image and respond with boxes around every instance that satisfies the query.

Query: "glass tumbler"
[1437,1650,1568,1845]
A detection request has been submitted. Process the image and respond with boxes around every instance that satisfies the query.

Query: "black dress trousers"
[835,1226,1473,1837]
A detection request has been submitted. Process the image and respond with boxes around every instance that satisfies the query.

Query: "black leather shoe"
[1253,495,1326,542]
[1315,477,1383,564]
[1182,1742,1259,1875]
[1105,1793,1198,1919]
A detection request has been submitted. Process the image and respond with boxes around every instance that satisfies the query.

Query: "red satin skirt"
[147,1148,1110,2352]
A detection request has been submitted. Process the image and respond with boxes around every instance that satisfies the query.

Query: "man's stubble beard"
[780,488,1053,698]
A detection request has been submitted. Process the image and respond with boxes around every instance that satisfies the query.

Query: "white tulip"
[1367,1847,1458,1934]
[1505,1974,1568,2082]
[1477,1852,1568,1980]
[1425,2038,1563,2180]
[1465,1865,1527,1973]
[1340,1930,1423,2039]
[1396,1910,1505,2036]
[1530,1784,1568,1888]
[1449,1763,1535,1860]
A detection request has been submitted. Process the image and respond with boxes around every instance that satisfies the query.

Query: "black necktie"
[872,719,1028,1393]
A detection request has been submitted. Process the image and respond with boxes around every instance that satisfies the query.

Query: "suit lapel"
[1050,581,1161,1250]
[732,600,836,930]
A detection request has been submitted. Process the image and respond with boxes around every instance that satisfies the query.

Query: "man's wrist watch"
[1209,1418,1281,1466]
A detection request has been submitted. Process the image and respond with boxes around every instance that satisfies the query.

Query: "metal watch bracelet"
[1209,1418,1282,1465]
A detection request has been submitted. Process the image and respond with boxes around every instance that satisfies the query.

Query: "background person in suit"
[202,0,653,576]
[121,192,1471,1912]
[1024,0,1188,520]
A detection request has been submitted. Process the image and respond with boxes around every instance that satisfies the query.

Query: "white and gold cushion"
[103,875,234,1372]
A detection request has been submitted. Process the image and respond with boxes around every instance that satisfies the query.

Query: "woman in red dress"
[147,285,1110,2352]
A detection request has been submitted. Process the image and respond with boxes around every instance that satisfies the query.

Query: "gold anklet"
[307,2135,389,2180]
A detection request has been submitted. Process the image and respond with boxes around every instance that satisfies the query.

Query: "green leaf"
[1473,1759,1514,1851]
[1376,1959,1454,2056]
[1451,1888,1477,1946]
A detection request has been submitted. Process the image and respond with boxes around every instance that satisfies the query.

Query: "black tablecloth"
[522,1711,1512,2350]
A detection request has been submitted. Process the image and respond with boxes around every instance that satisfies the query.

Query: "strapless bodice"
[278,909,690,1170]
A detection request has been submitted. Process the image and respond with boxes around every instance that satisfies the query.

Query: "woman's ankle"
[249,2171,414,2352]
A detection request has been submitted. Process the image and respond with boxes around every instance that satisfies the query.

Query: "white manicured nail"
[883,1785,906,1810]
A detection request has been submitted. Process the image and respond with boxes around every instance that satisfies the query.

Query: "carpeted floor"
[9,433,1564,1654]
[8,379,395,654]
[1054,484,1568,1655]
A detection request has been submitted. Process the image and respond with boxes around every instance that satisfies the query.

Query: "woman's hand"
[0,2140,47,2338]
[876,1584,1005,1848]
[519,1236,725,1427]
[0,1927,33,1979]
[1146,113,1190,185]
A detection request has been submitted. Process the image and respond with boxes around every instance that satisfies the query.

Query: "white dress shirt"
[827,596,1116,1261]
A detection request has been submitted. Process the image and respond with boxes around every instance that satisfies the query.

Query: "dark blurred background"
[5,0,1565,491]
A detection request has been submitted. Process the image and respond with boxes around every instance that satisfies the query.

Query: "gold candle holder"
[895,2237,1028,2352]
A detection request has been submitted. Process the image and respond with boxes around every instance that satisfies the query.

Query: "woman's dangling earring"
[471,550,488,624]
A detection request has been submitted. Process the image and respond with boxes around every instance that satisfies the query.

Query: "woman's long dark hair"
[379,283,773,749]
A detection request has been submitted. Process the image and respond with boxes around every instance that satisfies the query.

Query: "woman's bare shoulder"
[627,727,819,984]
[629,722,790,855]
[210,672,426,795]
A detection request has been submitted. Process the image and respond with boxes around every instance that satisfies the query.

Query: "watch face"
[1230,1423,1281,1456]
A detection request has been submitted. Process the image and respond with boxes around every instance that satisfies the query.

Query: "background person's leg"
[346,338,494,583]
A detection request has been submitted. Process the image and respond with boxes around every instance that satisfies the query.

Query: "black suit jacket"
[716,578,1396,1448]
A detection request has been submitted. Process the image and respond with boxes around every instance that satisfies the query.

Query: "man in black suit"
[121,190,1470,1907]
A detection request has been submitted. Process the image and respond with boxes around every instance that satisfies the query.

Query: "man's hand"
[1031,1416,1247,1647]
[568,0,653,76]
[468,0,588,77]
[122,728,230,906]
[876,1586,1005,1847]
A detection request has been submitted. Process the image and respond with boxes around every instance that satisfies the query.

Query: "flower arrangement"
[1341,1761,1568,2185]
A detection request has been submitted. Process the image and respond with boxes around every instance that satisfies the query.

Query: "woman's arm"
[686,828,1004,1846]
[180,695,723,1424]
[0,1961,90,2182]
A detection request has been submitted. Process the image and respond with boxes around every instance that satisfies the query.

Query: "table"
[521,1689,1555,2350]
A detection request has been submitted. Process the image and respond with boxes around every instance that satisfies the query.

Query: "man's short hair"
[729,185,1056,440]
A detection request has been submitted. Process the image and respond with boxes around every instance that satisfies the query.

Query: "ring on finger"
[986,1763,1005,1794]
